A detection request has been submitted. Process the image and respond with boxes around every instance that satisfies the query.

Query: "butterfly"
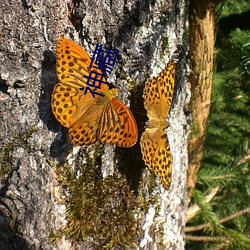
[51,38,138,147]
[140,60,175,189]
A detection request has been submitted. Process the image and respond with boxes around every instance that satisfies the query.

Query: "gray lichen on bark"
[0,0,189,249]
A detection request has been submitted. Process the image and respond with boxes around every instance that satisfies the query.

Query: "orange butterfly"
[140,61,175,189]
[51,38,138,147]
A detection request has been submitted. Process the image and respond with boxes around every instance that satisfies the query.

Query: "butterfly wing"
[56,38,108,91]
[143,60,175,120]
[98,98,138,147]
[52,38,108,128]
[140,128,172,190]
[68,101,105,145]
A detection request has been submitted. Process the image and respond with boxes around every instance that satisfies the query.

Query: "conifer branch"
[186,187,219,222]
[186,206,250,232]
[185,235,227,242]
[236,149,250,168]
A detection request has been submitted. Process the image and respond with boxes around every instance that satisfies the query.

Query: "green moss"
[0,144,13,178]
[189,120,202,139]
[119,71,128,81]
[0,126,38,178]
[25,126,38,138]
[159,1,170,17]
[51,152,156,248]
[161,35,169,57]
[119,72,139,91]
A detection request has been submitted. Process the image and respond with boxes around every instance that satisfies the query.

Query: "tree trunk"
[187,0,220,203]
[0,0,189,249]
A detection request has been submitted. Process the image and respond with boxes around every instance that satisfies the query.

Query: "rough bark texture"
[0,0,189,249]
[187,0,219,203]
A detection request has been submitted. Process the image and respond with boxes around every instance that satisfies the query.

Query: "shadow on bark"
[0,210,33,250]
[39,49,73,161]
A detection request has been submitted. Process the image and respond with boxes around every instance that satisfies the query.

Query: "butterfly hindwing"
[98,98,138,147]
[141,128,172,190]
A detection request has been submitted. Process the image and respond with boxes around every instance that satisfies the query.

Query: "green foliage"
[197,165,239,188]
[192,189,224,233]
[218,0,250,17]
[187,2,250,249]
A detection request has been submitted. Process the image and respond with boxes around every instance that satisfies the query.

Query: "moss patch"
[51,154,153,249]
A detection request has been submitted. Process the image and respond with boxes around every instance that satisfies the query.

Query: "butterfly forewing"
[56,38,108,91]
[52,83,79,127]
[143,60,175,119]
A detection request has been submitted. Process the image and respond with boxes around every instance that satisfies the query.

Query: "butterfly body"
[52,38,138,147]
[98,88,118,103]
[140,61,175,190]
[147,117,169,130]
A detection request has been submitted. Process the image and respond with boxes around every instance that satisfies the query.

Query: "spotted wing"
[67,101,105,145]
[98,98,138,147]
[52,38,108,128]
[143,60,175,120]
[56,38,108,91]
[140,128,172,190]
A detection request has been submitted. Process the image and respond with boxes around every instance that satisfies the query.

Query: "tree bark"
[187,0,220,203]
[0,0,189,249]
